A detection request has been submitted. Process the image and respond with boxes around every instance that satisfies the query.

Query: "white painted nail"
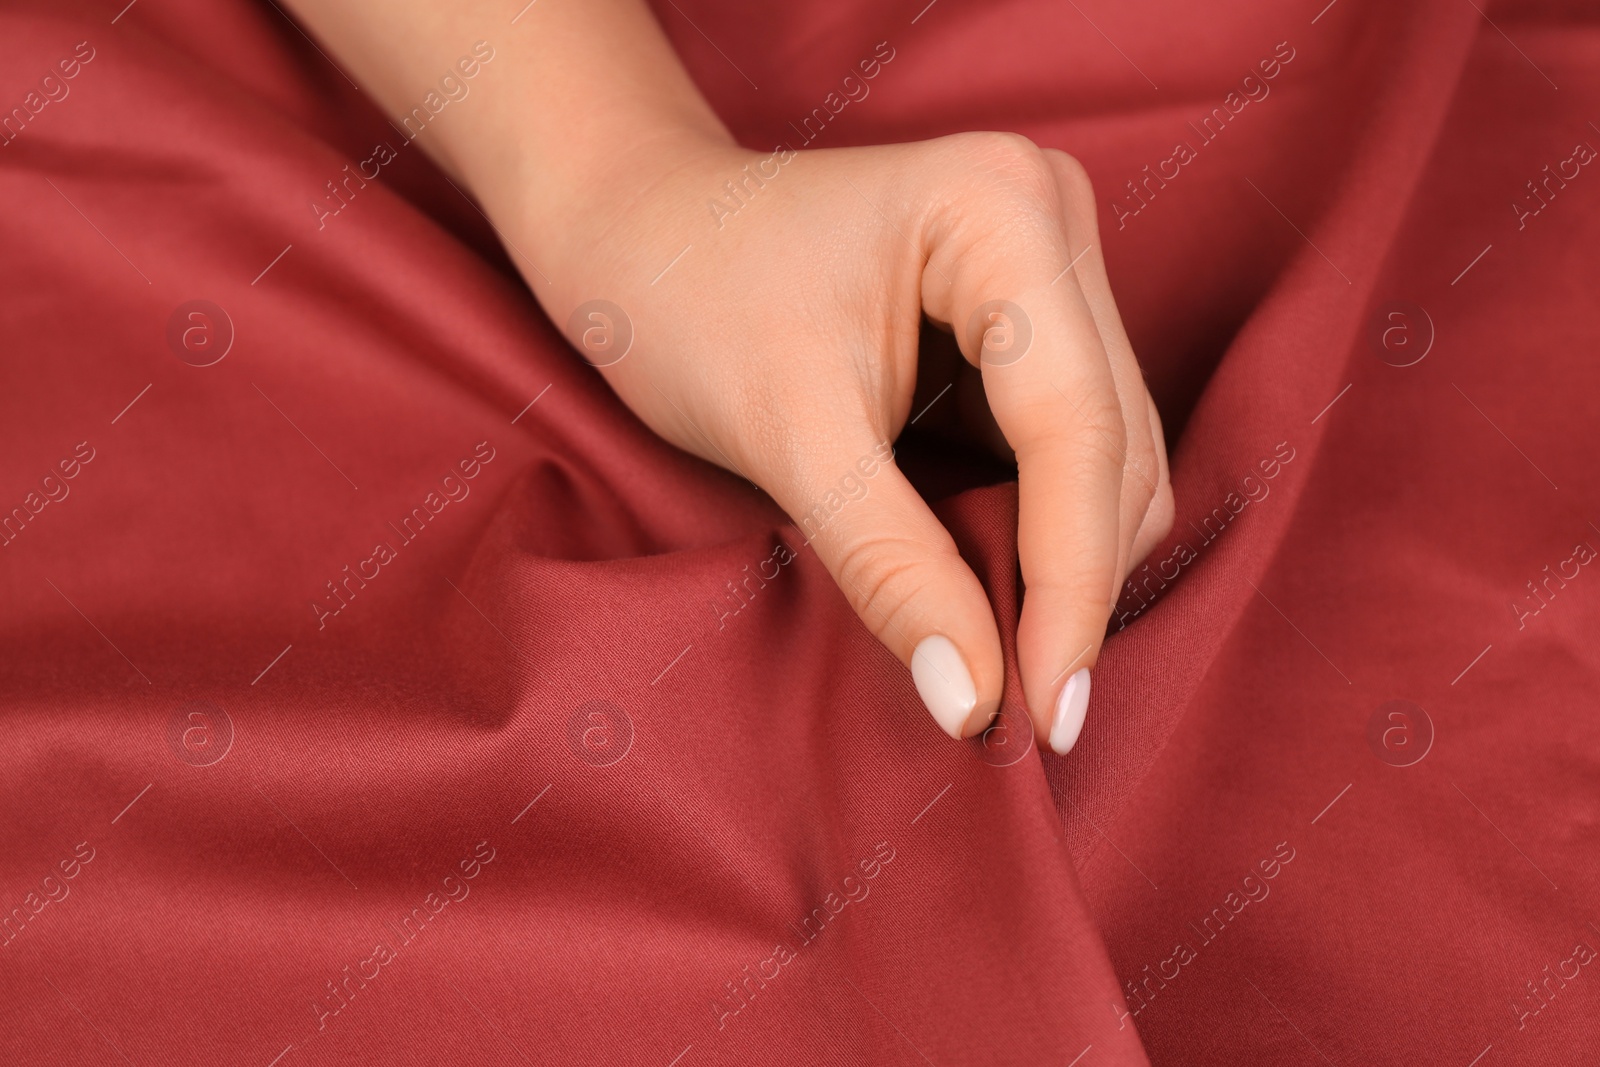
[1049,668,1091,754]
[911,635,976,739]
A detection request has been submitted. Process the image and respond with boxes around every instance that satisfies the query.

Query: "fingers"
[1040,149,1175,585]
[626,133,1172,761]
[759,429,1006,741]
[921,134,1129,755]
[1130,392,1175,567]
[982,292,1124,757]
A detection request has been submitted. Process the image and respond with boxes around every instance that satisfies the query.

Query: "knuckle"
[1054,393,1129,463]
[1080,426,1130,475]
[1042,148,1096,206]
[952,131,1059,209]
[1041,149,1102,244]
[1126,438,1161,509]
[1133,474,1176,556]
[1028,562,1120,617]
[832,534,941,644]
[1147,478,1176,541]
[1019,401,1127,477]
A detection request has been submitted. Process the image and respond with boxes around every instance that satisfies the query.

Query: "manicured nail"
[911,635,976,739]
[1049,668,1091,754]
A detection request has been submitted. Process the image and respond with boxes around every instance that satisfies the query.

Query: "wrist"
[491,117,740,306]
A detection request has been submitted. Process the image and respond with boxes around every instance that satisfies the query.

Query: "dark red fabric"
[3,0,1598,1063]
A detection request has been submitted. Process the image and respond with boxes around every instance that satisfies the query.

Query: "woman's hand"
[536,131,1173,751]
[278,0,1172,752]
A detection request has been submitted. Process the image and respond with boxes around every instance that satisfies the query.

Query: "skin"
[282,0,1175,749]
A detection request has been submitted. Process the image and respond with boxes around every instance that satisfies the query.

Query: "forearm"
[279,0,733,288]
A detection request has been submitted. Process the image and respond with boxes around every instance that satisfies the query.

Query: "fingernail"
[911,635,977,739]
[1049,668,1091,754]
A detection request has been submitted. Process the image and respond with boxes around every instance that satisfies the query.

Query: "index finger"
[922,137,1126,754]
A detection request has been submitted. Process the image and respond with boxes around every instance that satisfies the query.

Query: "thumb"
[764,434,1005,741]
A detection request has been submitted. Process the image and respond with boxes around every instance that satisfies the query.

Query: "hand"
[274,0,1173,752]
[537,130,1174,752]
